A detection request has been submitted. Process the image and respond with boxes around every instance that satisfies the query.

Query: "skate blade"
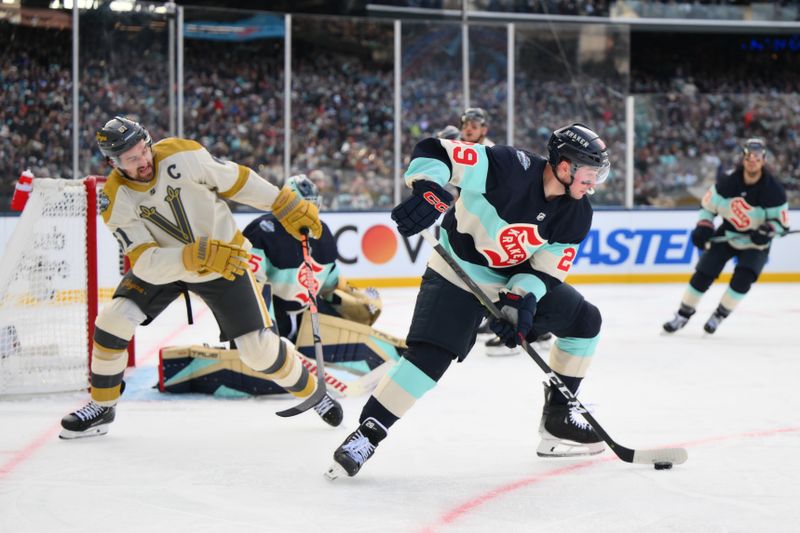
[59,425,111,440]
[324,462,347,481]
[536,438,605,458]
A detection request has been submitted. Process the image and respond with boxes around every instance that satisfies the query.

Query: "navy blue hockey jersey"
[405,137,593,301]
[699,166,789,250]
[243,214,340,313]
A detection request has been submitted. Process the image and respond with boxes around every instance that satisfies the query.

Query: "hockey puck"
[654,462,673,470]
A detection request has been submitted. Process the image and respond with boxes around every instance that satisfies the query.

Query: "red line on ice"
[0,311,205,480]
[420,426,800,533]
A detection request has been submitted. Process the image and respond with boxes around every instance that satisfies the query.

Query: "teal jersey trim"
[386,358,437,399]
[687,285,704,299]
[405,157,450,188]
[450,143,489,193]
[555,335,600,357]
[507,273,547,301]
[723,287,745,301]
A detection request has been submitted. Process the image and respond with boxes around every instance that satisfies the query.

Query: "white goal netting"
[0,178,95,395]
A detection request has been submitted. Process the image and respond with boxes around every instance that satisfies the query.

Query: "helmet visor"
[743,141,766,160]
[573,159,610,186]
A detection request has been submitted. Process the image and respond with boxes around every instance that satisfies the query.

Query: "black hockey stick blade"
[276,231,328,417]
[420,229,689,466]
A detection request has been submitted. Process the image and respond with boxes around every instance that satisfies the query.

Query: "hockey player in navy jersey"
[663,138,789,334]
[326,123,611,479]
[242,175,400,373]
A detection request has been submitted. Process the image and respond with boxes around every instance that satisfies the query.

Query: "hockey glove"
[488,292,537,349]
[750,222,775,246]
[390,180,453,237]
[272,185,322,240]
[182,237,250,281]
[690,221,714,249]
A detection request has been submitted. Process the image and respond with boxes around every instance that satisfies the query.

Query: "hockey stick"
[707,228,799,246]
[276,230,328,417]
[297,355,395,398]
[420,229,688,466]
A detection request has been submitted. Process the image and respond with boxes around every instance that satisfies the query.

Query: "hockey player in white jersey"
[59,116,342,439]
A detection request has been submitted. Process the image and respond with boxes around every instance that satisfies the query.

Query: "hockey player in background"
[59,116,343,439]
[326,123,611,479]
[458,107,494,146]
[663,138,789,335]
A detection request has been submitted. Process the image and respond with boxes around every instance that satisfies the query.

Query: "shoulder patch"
[258,219,276,233]
[98,190,110,214]
[516,150,531,170]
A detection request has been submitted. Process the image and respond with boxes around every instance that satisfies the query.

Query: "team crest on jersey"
[294,259,324,304]
[516,150,531,170]
[98,190,110,213]
[258,219,276,233]
[728,197,753,230]
[480,224,543,267]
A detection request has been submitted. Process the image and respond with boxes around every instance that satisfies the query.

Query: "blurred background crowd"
[2,0,799,211]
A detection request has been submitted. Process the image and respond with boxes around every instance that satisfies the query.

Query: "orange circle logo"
[361,225,397,264]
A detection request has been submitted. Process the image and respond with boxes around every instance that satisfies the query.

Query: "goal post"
[0,176,137,396]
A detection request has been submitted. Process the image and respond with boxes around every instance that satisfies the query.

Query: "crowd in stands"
[2,11,799,212]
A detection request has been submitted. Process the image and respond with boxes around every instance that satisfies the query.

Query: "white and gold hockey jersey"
[100,138,279,285]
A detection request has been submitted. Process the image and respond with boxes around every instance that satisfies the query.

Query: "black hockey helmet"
[286,174,320,206]
[95,116,152,163]
[461,107,488,127]
[547,123,610,184]
[742,137,767,159]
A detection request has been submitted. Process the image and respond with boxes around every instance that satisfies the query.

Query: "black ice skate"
[485,335,520,356]
[324,417,387,480]
[703,305,730,334]
[662,304,696,333]
[476,318,493,338]
[313,393,343,427]
[537,383,604,458]
[60,401,116,440]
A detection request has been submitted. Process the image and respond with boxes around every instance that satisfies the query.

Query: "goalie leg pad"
[159,345,288,396]
[295,312,406,371]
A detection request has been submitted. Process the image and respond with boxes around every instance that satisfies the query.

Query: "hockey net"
[0,177,98,395]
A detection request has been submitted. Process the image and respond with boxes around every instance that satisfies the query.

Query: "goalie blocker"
[160,313,404,398]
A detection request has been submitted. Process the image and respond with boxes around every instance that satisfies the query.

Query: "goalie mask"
[286,174,320,207]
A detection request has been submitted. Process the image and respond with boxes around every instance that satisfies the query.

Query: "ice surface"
[2,284,799,532]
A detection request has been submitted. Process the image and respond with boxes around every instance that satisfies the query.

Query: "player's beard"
[134,162,154,182]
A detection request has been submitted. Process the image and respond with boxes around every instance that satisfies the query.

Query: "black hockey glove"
[488,292,537,349]
[750,222,775,246]
[391,180,453,237]
[690,221,714,249]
